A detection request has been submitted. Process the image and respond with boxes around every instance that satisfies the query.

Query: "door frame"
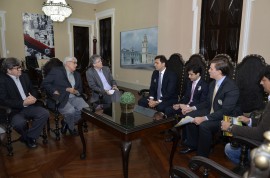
[67,18,95,58]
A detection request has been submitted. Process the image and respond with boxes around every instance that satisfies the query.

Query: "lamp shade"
[42,0,72,22]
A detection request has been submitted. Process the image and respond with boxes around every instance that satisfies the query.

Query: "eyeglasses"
[11,66,22,71]
[68,61,77,64]
[95,60,102,64]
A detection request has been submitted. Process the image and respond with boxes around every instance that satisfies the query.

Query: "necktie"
[15,78,27,100]
[210,83,218,113]
[157,72,162,100]
[188,81,196,104]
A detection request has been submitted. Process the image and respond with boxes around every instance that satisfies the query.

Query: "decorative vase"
[120,103,135,113]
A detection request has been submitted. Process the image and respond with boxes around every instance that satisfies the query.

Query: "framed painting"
[22,12,55,59]
[120,27,158,70]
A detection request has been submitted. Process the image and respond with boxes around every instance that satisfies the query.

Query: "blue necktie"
[157,72,162,100]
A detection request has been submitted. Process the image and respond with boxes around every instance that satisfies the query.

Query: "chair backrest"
[214,53,236,80]
[235,54,267,113]
[42,58,63,77]
[166,53,185,97]
[25,56,39,69]
[181,53,208,98]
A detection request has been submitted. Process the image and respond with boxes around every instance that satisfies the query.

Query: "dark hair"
[186,64,202,75]
[43,57,63,77]
[155,55,167,64]
[261,66,270,81]
[89,54,102,67]
[1,57,21,73]
[209,57,230,76]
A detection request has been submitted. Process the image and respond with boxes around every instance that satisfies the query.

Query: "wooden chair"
[0,103,48,156]
[231,54,267,175]
[170,131,270,178]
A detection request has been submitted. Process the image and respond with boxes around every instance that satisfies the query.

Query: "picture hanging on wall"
[22,12,55,59]
[120,27,158,70]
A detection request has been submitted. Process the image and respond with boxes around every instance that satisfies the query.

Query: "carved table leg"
[78,118,86,159]
[169,127,180,169]
[121,141,132,178]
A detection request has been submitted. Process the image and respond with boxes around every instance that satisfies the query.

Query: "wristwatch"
[227,124,233,133]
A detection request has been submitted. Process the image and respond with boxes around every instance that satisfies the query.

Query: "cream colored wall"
[96,0,159,90]
[1,0,270,90]
[0,0,95,60]
[246,0,270,62]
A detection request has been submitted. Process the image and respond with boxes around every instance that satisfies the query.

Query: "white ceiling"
[72,0,107,4]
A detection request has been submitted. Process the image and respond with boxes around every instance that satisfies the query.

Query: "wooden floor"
[0,89,236,178]
[1,121,236,178]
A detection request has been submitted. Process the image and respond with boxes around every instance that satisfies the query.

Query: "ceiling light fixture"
[42,0,72,22]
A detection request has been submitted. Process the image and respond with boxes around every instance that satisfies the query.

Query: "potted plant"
[120,92,136,113]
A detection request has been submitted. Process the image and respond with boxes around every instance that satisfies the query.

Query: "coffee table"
[78,103,178,178]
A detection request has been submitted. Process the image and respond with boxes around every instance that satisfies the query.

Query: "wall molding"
[67,18,95,57]
[0,11,6,57]
[240,0,255,59]
[191,0,199,54]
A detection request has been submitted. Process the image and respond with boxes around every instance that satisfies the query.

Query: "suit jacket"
[196,77,239,121]
[41,66,84,108]
[232,103,270,142]
[0,72,38,113]
[86,66,117,103]
[149,69,178,101]
[180,78,208,107]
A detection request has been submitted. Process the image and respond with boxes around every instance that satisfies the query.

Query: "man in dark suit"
[179,57,240,158]
[138,55,178,113]
[221,66,270,164]
[86,54,121,108]
[42,56,89,136]
[0,57,49,148]
[164,64,208,117]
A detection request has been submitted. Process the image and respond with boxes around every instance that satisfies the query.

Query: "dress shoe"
[61,120,68,134]
[164,136,174,142]
[189,162,200,170]
[21,137,37,149]
[68,128,79,136]
[179,146,196,154]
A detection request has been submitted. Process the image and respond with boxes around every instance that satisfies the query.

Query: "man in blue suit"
[164,64,208,117]
[138,55,178,113]
[179,57,240,158]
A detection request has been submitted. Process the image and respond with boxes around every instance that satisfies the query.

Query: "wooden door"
[200,0,243,62]
[99,17,112,67]
[73,26,89,72]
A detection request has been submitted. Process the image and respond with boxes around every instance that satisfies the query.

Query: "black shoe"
[25,137,37,149]
[164,136,174,142]
[189,162,200,170]
[61,120,68,134]
[68,128,79,136]
[179,146,196,154]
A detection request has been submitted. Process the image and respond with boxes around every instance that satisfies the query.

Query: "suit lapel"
[6,75,24,99]
[93,68,104,88]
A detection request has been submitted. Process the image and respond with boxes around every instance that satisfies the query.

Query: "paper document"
[174,116,194,127]
[223,116,242,137]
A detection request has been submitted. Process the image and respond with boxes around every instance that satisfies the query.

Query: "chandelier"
[42,0,72,22]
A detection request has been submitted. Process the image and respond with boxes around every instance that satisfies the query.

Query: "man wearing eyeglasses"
[42,56,89,136]
[0,57,49,148]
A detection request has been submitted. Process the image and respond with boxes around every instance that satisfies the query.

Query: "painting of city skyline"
[120,27,158,70]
